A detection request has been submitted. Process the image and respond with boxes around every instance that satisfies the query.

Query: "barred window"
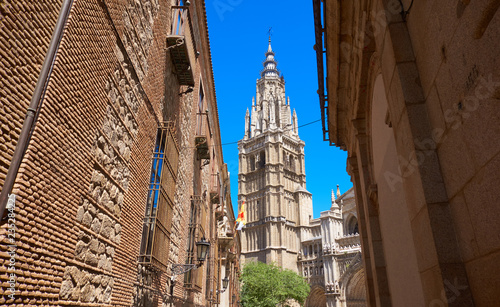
[138,124,179,271]
[184,196,207,290]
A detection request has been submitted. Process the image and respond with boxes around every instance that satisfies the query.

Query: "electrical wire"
[181,118,321,149]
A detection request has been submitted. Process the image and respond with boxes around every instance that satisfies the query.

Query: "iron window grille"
[138,123,179,272]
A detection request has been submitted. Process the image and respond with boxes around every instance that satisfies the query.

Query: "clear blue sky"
[205,0,353,218]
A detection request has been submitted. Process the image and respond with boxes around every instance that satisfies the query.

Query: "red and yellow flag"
[235,201,246,230]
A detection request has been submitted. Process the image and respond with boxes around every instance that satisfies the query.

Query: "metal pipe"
[312,0,329,143]
[0,0,75,219]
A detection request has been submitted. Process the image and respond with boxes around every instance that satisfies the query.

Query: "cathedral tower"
[238,39,313,271]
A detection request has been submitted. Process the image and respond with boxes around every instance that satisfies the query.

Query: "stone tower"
[238,39,313,272]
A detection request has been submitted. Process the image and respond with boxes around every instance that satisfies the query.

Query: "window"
[171,0,186,36]
[138,124,179,271]
[249,155,255,171]
[185,195,207,290]
[347,216,359,235]
[184,198,198,287]
[258,150,265,169]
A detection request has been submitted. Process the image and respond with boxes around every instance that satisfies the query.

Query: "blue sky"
[205,0,353,218]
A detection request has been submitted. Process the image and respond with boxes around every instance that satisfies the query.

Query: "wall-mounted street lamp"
[217,276,229,294]
[169,237,210,306]
[170,237,210,280]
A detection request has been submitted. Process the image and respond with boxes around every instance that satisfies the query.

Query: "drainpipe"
[0,0,75,219]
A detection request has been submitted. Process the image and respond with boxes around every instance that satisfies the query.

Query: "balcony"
[195,136,210,160]
[210,174,221,205]
[167,4,195,86]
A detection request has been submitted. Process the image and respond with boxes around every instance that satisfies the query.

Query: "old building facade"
[300,187,366,307]
[313,0,500,306]
[238,42,366,306]
[0,0,239,306]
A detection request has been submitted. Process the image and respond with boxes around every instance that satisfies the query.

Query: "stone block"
[59,280,73,300]
[436,127,476,198]
[101,275,110,287]
[113,204,121,217]
[92,275,102,285]
[114,224,122,234]
[388,22,415,63]
[109,185,118,200]
[90,217,101,234]
[465,251,500,306]
[420,265,446,306]
[89,239,99,253]
[95,286,103,303]
[424,85,446,135]
[75,241,87,261]
[88,203,96,216]
[70,286,80,301]
[410,208,439,272]
[104,257,113,272]
[106,246,115,257]
[98,254,107,269]
[80,284,96,303]
[103,285,112,302]
[387,67,405,126]
[100,215,114,239]
[463,153,500,256]
[448,193,479,262]
[461,97,500,168]
[426,203,462,264]
[414,150,449,204]
[106,201,114,212]
[75,206,85,223]
[91,186,101,201]
[395,62,425,104]
[98,243,106,255]
[117,192,124,206]
[99,190,110,205]
[85,252,98,266]
[82,212,92,227]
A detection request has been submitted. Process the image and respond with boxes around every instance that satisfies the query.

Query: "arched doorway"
[306,285,326,307]
[344,266,366,307]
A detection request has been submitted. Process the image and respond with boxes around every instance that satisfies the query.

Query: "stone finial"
[336,184,341,198]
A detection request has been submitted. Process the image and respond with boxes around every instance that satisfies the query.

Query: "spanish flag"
[235,201,246,231]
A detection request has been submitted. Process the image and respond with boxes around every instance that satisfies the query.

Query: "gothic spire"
[331,187,340,211]
[261,37,279,78]
[244,108,250,139]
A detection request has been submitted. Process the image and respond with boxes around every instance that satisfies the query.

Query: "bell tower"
[238,39,312,272]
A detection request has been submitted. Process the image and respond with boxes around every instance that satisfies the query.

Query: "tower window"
[347,216,359,235]
[260,151,265,168]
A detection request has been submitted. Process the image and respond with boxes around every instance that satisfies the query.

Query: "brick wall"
[0,0,229,306]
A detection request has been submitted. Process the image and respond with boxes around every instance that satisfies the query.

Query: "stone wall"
[317,0,500,305]
[0,0,225,306]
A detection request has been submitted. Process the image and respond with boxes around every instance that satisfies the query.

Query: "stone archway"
[344,266,366,307]
[306,285,326,307]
